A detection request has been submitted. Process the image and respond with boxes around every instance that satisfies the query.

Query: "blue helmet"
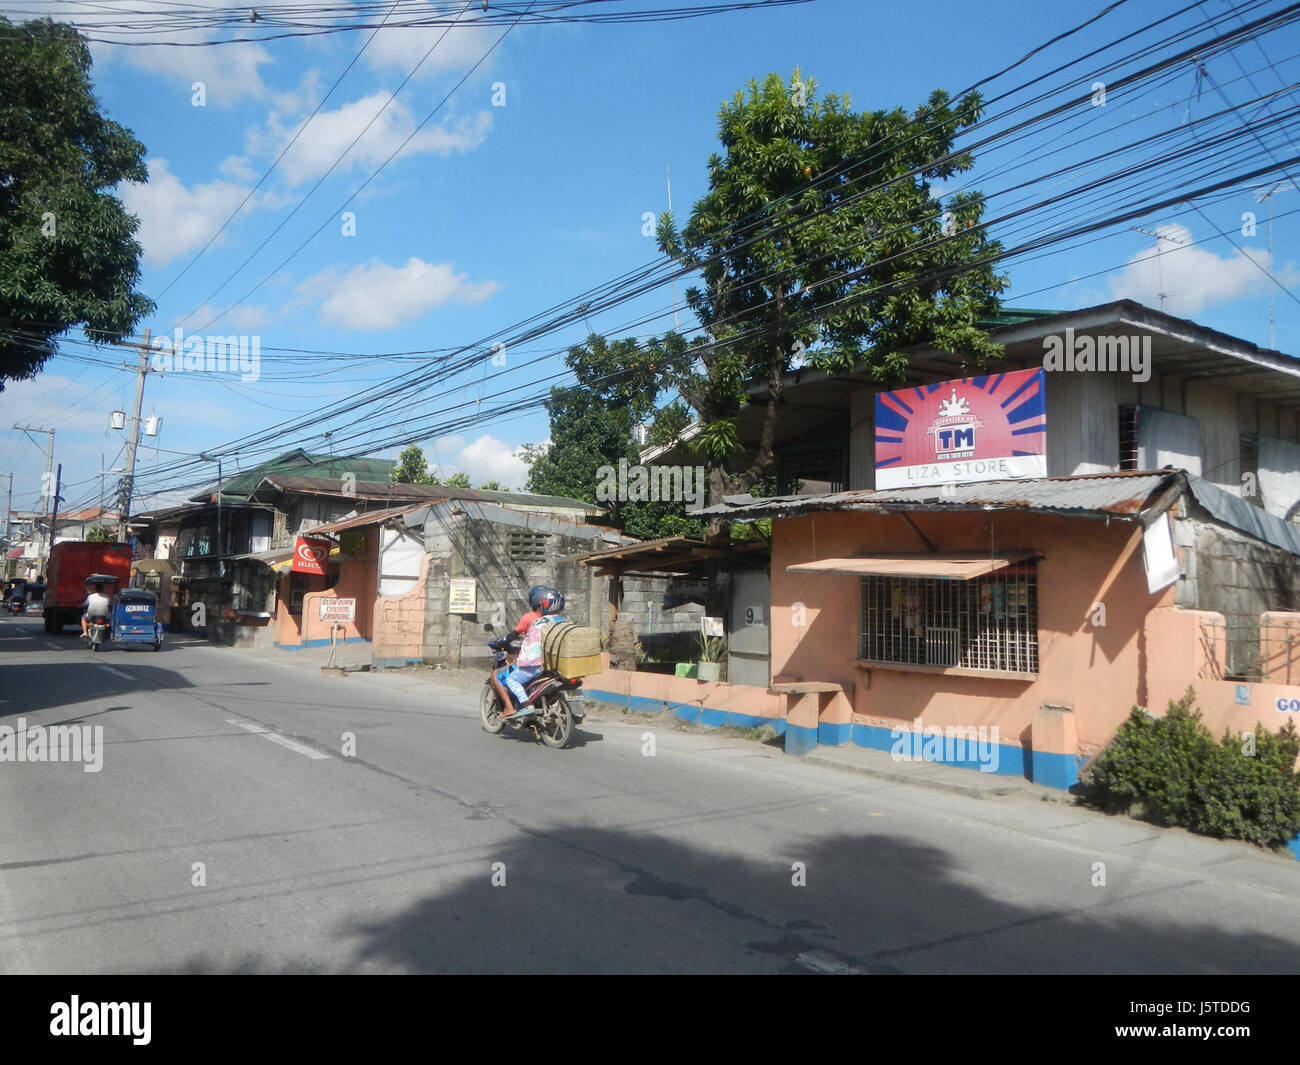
[527,585,548,609]
[538,589,565,616]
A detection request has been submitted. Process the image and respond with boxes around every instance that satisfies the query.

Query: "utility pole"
[13,425,54,565]
[48,463,62,551]
[1,473,11,577]
[117,329,152,543]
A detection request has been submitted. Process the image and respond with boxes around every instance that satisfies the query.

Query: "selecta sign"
[874,368,1047,490]
[292,536,332,575]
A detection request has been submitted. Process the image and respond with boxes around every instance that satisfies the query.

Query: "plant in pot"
[696,634,726,682]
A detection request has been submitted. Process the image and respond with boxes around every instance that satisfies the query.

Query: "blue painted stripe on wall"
[275,637,371,650]
[848,721,1080,785]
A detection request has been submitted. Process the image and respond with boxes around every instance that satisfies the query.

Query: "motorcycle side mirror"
[484,623,494,633]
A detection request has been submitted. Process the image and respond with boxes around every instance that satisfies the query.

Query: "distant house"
[129,449,618,650]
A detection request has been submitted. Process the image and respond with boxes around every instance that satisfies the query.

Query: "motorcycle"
[85,616,111,652]
[480,624,585,749]
[5,597,26,615]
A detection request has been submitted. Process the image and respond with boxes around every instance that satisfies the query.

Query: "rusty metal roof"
[698,470,1179,520]
[306,504,426,536]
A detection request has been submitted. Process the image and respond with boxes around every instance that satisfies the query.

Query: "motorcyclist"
[500,589,567,719]
[489,585,548,711]
[81,582,112,637]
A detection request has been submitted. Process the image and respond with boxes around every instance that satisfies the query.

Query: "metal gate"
[728,571,771,688]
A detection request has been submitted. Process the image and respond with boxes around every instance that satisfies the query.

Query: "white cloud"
[430,434,534,490]
[119,158,253,267]
[1106,223,1300,315]
[272,93,492,186]
[21,0,277,104]
[186,303,270,331]
[362,24,499,78]
[295,256,500,330]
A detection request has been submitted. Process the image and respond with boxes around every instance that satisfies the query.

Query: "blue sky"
[2,0,1298,515]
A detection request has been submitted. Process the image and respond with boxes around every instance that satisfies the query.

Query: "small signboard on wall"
[449,578,477,614]
[319,598,356,623]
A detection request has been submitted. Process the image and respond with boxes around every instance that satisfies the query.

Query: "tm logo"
[927,390,983,460]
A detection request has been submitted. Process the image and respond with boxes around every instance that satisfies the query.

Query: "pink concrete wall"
[278,527,380,646]
[372,554,429,663]
[301,535,379,644]
[1262,612,1300,687]
[586,667,787,721]
[1146,607,1300,747]
[770,510,1175,756]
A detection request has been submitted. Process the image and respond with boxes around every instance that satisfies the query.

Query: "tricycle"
[84,576,163,652]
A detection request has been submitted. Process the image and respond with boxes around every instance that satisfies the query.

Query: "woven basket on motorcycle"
[541,621,603,678]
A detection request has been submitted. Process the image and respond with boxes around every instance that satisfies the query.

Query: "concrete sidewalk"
[801,741,1073,803]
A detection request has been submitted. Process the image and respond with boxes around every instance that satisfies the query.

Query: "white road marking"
[226,718,331,760]
[98,665,134,680]
[43,642,62,651]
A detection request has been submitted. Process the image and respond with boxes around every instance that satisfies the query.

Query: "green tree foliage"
[477,480,503,491]
[526,333,701,540]
[443,472,471,489]
[1082,689,1300,851]
[657,70,1007,499]
[85,524,115,542]
[390,445,436,485]
[0,18,154,390]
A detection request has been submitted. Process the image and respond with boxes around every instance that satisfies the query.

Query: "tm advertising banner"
[874,368,1047,490]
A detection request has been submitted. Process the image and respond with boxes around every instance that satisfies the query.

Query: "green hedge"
[1081,688,1300,850]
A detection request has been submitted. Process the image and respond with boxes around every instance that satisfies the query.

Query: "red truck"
[43,541,134,634]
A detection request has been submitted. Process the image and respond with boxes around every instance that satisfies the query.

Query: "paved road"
[1,612,1297,974]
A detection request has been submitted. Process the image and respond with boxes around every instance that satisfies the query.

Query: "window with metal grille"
[507,531,548,562]
[859,563,1039,674]
[1118,403,1140,470]
[777,439,846,496]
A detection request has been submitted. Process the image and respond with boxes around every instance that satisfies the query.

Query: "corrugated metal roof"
[306,504,423,536]
[1185,475,1300,555]
[699,471,1177,520]
[251,475,604,514]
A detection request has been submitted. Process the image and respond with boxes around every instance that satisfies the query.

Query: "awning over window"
[787,551,1036,580]
[230,547,295,574]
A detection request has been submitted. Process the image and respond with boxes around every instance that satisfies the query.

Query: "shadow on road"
[0,663,197,718]
[153,823,1300,975]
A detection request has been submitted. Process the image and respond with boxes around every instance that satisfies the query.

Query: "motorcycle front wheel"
[481,680,505,734]
[536,694,574,750]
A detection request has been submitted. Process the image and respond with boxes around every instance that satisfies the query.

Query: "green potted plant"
[697,634,726,682]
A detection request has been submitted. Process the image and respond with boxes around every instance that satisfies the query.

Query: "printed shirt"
[517,614,565,668]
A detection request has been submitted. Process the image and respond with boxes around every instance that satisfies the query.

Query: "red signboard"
[292,536,331,575]
[874,368,1047,490]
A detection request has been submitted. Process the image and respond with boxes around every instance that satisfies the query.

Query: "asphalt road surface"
[1,612,1298,974]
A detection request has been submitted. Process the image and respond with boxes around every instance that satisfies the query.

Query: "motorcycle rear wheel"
[481,680,505,734]
[536,695,574,749]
